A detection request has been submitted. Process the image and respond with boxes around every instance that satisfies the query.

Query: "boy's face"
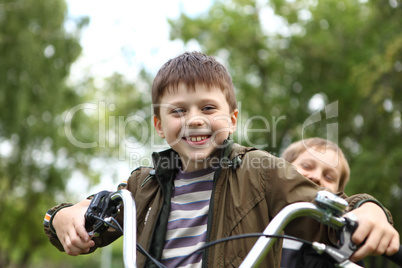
[154,83,238,172]
[291,148,342,192]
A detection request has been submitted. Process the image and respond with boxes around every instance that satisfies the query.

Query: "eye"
[202,105,216,112]
[301,163,312,170]
[173,108,184,113]
[171,108,185,115]
[325,172,338,182]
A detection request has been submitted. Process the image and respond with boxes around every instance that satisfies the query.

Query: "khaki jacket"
[45,140,387,267]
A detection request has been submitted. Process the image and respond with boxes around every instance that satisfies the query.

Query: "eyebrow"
[165,98,221,107]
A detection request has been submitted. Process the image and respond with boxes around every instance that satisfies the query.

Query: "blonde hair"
[281,137,350,191]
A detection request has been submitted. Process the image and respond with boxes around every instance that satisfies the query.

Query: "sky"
[66,0,212,81]
[64,0,213,197]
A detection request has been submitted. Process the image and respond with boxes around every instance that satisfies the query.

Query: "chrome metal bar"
[240,202,346,268]
[111,189,137,268]
[337,260,364,268]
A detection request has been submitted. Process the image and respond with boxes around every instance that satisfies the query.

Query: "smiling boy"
[153,83,238,172]
[44,52,399,267]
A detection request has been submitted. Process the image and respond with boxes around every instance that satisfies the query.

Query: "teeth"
[187,136,207,142]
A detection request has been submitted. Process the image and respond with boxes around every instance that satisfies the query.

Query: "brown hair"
[281,137,350,191]
[152,51,237,118]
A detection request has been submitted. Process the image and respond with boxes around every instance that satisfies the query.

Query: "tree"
[0,0,90,266]
[169,1,401,266]
[0,0,151,266]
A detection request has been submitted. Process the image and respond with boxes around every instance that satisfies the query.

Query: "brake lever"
[312,242,363,268]
[312,217,361,268]
[85,190,121,237]
[337,217,359,256]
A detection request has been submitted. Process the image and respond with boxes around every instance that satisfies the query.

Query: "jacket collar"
[151,138,236,176]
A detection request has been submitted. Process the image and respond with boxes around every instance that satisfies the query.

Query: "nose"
[188,117,205,127]
[186,110,206,127]
[305,171,322,185]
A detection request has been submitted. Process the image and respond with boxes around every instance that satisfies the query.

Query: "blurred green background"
[0,0,400,267]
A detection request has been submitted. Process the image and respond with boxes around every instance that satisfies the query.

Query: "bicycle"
[84,189,402,268]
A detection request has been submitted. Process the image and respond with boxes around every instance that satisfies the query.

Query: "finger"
[360,225,398,256]
[351,221,370,246]
[350,230,380,261]
[374,234,391,256]
[63,236,84,256]
[385,232,400,256]
[75,221,91,242]
[65,230,94,254]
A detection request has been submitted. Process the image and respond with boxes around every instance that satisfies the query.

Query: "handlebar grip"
[384,245,402,265]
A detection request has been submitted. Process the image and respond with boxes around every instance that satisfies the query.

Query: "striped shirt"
[161,167,215,268]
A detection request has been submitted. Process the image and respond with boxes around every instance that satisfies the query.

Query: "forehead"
[296,148,341,170]
[160,83,226,102]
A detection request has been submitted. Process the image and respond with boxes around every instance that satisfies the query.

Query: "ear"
[229,109,239,134]
[153,115,165,139]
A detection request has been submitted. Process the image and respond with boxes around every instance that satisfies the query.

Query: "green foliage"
[71,71,152,163]
[169,0,402,243]
[0,0,148,266]
[1,0,400,266]
[0,0,84,266]
[0,0,89,266]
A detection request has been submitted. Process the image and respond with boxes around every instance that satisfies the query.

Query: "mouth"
[183,135,211,143]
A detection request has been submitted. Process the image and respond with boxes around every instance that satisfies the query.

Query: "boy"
[44,52,399,267]
[280,137,364,267]
[282,137,350,193]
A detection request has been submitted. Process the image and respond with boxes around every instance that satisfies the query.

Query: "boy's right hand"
[52,199,95,255]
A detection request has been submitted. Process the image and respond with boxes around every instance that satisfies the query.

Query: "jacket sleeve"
[345,193,393,225]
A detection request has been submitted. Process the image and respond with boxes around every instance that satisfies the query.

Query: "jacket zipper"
[202,139,234,267]
[202,165,223,267]
[146,173,174,268]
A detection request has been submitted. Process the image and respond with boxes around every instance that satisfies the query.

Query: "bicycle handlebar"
[384,245,402,266]
[110,190,137,268]
[85,190,402,268]
[84,189,137,267]
[239,202,347,267]
[240,191,402,268]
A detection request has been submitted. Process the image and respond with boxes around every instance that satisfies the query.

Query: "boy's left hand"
[347,202,400,262]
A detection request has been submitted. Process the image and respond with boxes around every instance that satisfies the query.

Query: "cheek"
[327,184,339,192]
[212,125,230,141]
[212,118,231,133]
[293,165,304,174]
[166,119,183,130]
[164,121,185,140]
